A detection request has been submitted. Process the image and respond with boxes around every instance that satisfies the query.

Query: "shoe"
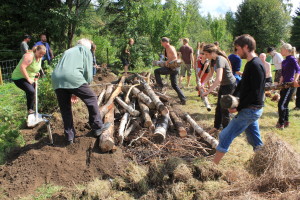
[28,109,35,114]
[276,123,284,130]
[67,139,74,145]
[284,121,290,128]
[94,122,111,137]
[180,99,186,105]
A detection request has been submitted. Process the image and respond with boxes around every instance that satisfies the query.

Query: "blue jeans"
[216,108,263,153]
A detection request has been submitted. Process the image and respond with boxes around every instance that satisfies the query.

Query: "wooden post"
[138,99,154,130]
[115,97,140,117]
[169,107,187,137]
[153,114,169,143]
[118,112,129,143]
[99,106,115,152]
[0,67,3,85]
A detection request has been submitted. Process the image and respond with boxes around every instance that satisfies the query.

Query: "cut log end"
[153,133,165,144]
[207,107,212,112]
[99,136,114,152]
[179,127,187,137]
[159,106,169,116]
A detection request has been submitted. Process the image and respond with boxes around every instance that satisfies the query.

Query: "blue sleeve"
[236,57,242,71]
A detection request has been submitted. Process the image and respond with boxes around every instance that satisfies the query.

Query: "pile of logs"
[96,73,218,152]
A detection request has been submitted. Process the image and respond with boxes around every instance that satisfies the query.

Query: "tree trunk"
[104,84,114,103]
[130,87,155,109]
[138,99,154,130]
[124,118,141,138]
[199,88,212,111]
[169,108,187,137]
[142,82,169,116]
[155,91,171,102]
[99,106,115,152]
[97,89,106,106]
[153,115,169,143]
[115,97,140,117]
[118,112,129,143]
[265,82,300,91]
[185,114,219,148]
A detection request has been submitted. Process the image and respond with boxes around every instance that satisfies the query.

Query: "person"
[51,38,110,145]
[20,34,31,56]
[121,38,134,75]
[196,51,210,96]
[91,42,98,76]
[11,45,46,114]
[154,37,186,105]
[295,56,300,110]
[267,47,283,85]
[276,43,300,129]
[34,34,54,66]
[259,53,273,86]
[201,44,236,134]
[179,38,194,87]
[213,34,266,164]
[228,48,243,84]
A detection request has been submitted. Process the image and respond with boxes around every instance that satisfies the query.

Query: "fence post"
[0,67,3,85]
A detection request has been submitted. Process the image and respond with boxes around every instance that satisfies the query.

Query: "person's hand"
[293,80,299,88]
[228,108,237,113]
[71,95,78,104]
[34,73,40,81]
[201,91,209,97]
[27,78,34,84]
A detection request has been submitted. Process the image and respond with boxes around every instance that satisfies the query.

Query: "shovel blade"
[27,113,44,128]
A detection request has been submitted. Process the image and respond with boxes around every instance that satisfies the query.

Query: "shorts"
[274,69,282,83]
[180,63,192,77]
[121,57,129,66]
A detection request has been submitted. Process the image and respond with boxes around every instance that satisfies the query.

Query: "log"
[184,114,219,148]
[100,76,125,118]
[168,116,174,130]
[114,106,122,119]
[130,87,155,109]
[97,89,106,106]
[124,118,141,138]
[155,91,171,102]
[99,106,115,152]
[104,84,114,102]
[125,84,140,104]
[115,96,140,117]
[265,81,300,91]
[199,88,212,111]
[169,107,187,137]
[138,99,154,130]
[153,115,169,143]
[118,112,129,143]
[220,94,239,109]
[142,82,169,116]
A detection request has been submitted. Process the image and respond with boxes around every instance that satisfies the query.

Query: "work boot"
[94,122,111,137]
[284,121,290,128]
[180,99,186,105]
[276,122,284,130]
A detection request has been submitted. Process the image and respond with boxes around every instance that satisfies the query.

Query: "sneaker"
[276,123,284,130]
[180,99,186,105]
[284,121,290,128]
[67,139,74,145]
[28,109,35,114]
[94,122,111,137]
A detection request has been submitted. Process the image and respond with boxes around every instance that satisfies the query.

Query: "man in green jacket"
[52,38,110,145]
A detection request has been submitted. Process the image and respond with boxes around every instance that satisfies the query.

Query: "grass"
[20,184,63,200]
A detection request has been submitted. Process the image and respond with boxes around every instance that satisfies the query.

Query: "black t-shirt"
[234,57,266,111]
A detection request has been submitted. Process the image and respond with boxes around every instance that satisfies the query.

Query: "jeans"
[13,78,35,111]
[296,87,300,108]
[216,108,263,153]
[55,83,103,141]
[214,83,236,129]
[154,67,186,101]
[278,87,295,124]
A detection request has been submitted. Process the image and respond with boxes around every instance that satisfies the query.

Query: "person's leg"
[179,64,186,87]
[296,87,300,108]
[186,64,192,87]
[213,87,223,130]
[213,108,254,164]
[55,89,75,141]
[13,79,35,111]
[170,68,186,102]
[221,84,236,128]
[277,89,287,125]
[154,67,170,87]
[282,88,295,123]
[71,84,104,130]
[244,109,264,150]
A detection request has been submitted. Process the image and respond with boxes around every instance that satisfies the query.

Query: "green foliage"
[234,0,290,53]
[0,83,26,164]
[291,4,300,51]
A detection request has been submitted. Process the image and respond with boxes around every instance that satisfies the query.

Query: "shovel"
[26,79,54,145]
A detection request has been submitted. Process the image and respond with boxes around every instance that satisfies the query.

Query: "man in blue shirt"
[34,34,54,65]
[228,49,243,84]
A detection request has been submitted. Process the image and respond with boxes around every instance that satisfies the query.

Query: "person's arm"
[235,57,243,75]
[202,68,223,96]
[20,53,34,84]
[190,52,194,68]
[201,66,213,86]
[50,48,54,59]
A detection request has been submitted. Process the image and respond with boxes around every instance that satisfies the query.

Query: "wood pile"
[95,73,219,157]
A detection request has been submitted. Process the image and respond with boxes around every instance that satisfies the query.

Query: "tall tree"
[234,0,290,53]
[291,4,300,51]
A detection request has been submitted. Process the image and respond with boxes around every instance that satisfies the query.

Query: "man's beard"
[239,51,247,59]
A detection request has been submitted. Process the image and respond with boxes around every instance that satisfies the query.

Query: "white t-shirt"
[272,52,283,70]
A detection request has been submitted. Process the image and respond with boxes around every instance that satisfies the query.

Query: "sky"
[200,0,300,17]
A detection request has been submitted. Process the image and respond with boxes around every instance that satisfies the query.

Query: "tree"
[234,0,290,53]
[291,4,300,51]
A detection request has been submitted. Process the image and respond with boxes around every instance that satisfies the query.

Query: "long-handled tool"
[26,80,54,145]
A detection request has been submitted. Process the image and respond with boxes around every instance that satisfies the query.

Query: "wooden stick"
[185,114,219,148]
[99,106,115,152]
[125,84,140,104]
[104,84,114,103]
[127,86,156,110]
[100,76,125,118]
[124,119,141,138]
[265,81,300,91]
[114,106,122,119]
[97,89,106,106]
[155,91,171,102]
[115,96,140,117]
[118,112,129,144]
[168,107,187,137]
[138,99,154,130]
[0,67,3,85]
[142,82,169,116]
[199,88,212,111]
[153,114,169,143]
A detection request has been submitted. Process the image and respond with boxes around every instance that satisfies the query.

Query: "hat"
[24,34,32,39]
